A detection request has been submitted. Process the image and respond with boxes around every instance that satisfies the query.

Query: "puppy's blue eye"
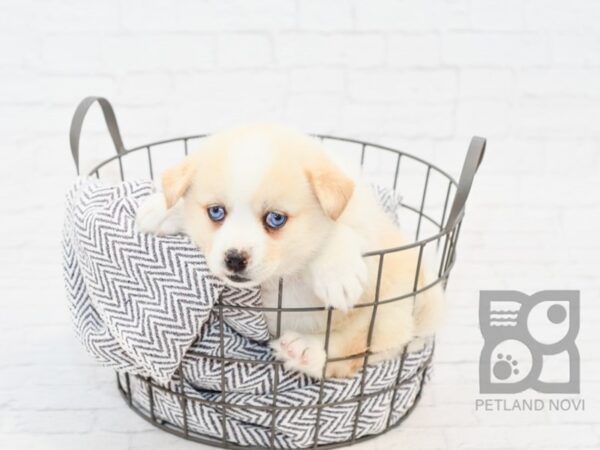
[207,205,226,222]
[264,211,288,230]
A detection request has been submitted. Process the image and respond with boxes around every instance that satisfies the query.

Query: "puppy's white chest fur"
[261,275,328,336]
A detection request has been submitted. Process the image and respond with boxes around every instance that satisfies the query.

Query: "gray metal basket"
[69,97,485,449]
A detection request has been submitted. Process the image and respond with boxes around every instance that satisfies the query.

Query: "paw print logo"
[479,291,579,394]
[493,353,519,380]
[486,339,531,386]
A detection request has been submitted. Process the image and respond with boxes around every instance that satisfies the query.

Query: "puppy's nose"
[224,249,248,273]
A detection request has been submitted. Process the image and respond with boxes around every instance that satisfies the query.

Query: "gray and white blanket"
[62,178,433,448]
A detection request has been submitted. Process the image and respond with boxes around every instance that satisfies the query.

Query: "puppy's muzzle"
[224,249,249,274]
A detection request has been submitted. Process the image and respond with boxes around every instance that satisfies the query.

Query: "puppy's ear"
[306,158,354,220]
[161,158,195,209]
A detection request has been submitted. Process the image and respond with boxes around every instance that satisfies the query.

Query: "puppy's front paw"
[270,331,326,379]
[136,193,182,235]
[309,253,368,312]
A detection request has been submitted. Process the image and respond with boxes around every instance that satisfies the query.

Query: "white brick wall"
[1,1,599,449]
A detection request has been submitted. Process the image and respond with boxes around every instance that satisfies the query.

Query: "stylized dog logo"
[479,290,580,394]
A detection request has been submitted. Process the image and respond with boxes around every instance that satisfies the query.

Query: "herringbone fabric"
[63,178,432,448]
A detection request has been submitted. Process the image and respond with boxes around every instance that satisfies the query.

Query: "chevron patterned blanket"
[63,178,434,448]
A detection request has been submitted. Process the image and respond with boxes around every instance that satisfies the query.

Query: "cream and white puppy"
[136,124,444,378]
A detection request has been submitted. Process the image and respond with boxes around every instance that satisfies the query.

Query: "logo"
[479,290,580,394]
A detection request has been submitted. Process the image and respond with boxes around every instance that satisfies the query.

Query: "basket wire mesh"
[69,96,485,449]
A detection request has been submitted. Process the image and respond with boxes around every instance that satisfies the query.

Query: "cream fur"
[136,124,445,379]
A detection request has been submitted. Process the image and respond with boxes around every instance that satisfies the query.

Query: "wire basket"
[68,97,485,449]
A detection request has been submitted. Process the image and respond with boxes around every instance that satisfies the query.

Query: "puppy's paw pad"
[311,255,368,312]
[271,332,326,379]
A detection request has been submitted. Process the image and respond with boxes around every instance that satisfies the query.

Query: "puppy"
[136,124,444,379]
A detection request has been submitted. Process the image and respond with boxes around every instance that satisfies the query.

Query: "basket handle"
[69,96,125,174]
[444,136,486,232]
